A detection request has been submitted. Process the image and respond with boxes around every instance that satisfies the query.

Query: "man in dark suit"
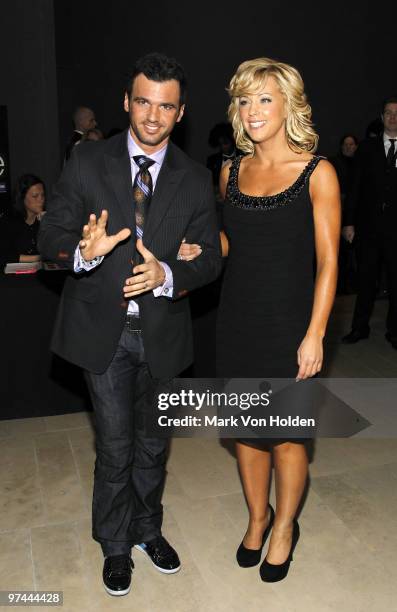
[342,97,397,348]
[39,53,222,596]
[63,106,97,164]
[206,122,238,190]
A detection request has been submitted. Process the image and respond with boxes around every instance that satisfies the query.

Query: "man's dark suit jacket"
[344,136,397,234]
[63,130,83,164]
[39,131,222,376]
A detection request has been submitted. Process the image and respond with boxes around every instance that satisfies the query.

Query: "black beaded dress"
[216,155,323,382]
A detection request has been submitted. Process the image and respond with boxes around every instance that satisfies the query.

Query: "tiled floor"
[1,295,397,611]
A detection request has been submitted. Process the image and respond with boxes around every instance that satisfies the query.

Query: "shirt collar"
[127,129,168,166]
[383,132,397,143]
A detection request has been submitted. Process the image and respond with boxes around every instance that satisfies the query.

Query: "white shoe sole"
[103,583,131,597]
[134,544,181,574]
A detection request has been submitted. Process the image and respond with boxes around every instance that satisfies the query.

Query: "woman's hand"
[296,334,323,381]
[177,238,202,261]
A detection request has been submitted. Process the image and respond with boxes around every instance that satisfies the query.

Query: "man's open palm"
[79,210,131,260]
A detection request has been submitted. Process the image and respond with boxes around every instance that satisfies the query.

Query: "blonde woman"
[181,58,340,582]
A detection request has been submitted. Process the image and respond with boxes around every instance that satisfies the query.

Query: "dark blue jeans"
[84,327,169,556]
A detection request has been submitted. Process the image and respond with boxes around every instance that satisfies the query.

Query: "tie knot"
[133,155,155,170]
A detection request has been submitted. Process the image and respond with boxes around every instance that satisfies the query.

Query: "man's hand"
[123,239,166,298]
[342,225,355,243]
[79,210,131,260]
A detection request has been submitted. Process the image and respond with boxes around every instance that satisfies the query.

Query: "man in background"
[63,106,97,163]
[342,97,397,348]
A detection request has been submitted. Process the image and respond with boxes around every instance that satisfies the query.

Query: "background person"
[342,97,397,348]
[63,106,97,163]
[0,173,45,268]
[330,134,359,294]
[82,127,104,142]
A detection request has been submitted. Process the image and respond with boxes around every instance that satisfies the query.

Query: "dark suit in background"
[63,129,83,164]
[39,130,222,554]
[344,135,397,339]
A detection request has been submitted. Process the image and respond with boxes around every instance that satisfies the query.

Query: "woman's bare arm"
[296,159,341,380]
[219,162,231,257]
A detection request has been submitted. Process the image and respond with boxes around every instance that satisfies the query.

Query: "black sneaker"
[103,554,134,596]
[135,536,181,574]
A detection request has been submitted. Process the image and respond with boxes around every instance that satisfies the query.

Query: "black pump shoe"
[259,519,300,582]
[236,504,275,568]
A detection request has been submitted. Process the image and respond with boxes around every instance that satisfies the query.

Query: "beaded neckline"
[226,155,324,211]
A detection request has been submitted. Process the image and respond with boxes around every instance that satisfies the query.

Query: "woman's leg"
[236,441,272,548]
[266,441,308,563]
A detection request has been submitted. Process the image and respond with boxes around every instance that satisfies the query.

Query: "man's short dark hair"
[126,52,187,106]
[382,96,397,113]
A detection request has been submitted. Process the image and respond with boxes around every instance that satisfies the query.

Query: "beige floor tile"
[0,417,47,438]
[162,467,189,508]
[216,491,248,534]
[0,420,12,438]
[0,529,34,590]
[0,436,37,481]
[67,427,96,480]
[273,490,397,612]
[0,474,45,532]
[31,523,88,591]
[312,462,397,570]
[79,474,94,510]
[309,438,369,477]
[35,432,88,522]
[167,439,241,500]
[44,412,93,432]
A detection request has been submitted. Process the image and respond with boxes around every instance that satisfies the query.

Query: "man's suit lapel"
[103,131,136,232]
[375,136,387,168]
[143,143,186,248]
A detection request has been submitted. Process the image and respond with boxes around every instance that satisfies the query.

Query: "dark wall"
[1,0,60,192]
[54,1,396,163]
[2,0,396,190]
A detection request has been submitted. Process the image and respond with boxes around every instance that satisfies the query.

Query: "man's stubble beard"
[130,122,172,149]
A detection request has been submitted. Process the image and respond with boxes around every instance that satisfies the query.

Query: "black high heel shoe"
[236,504,275,568]
[259,519,300,582]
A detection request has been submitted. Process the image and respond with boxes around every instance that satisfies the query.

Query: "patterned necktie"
[387,139,396,167]
[132,155,155,264]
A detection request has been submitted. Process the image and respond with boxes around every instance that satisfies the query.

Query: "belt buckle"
[126,315,141,332]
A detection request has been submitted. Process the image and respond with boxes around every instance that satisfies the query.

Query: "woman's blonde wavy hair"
[227,57,318,155]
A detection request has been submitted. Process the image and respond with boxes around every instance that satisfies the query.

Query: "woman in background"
[0,174,45,268]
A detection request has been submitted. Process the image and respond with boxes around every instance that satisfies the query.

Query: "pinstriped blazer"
[39,130,222,375]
